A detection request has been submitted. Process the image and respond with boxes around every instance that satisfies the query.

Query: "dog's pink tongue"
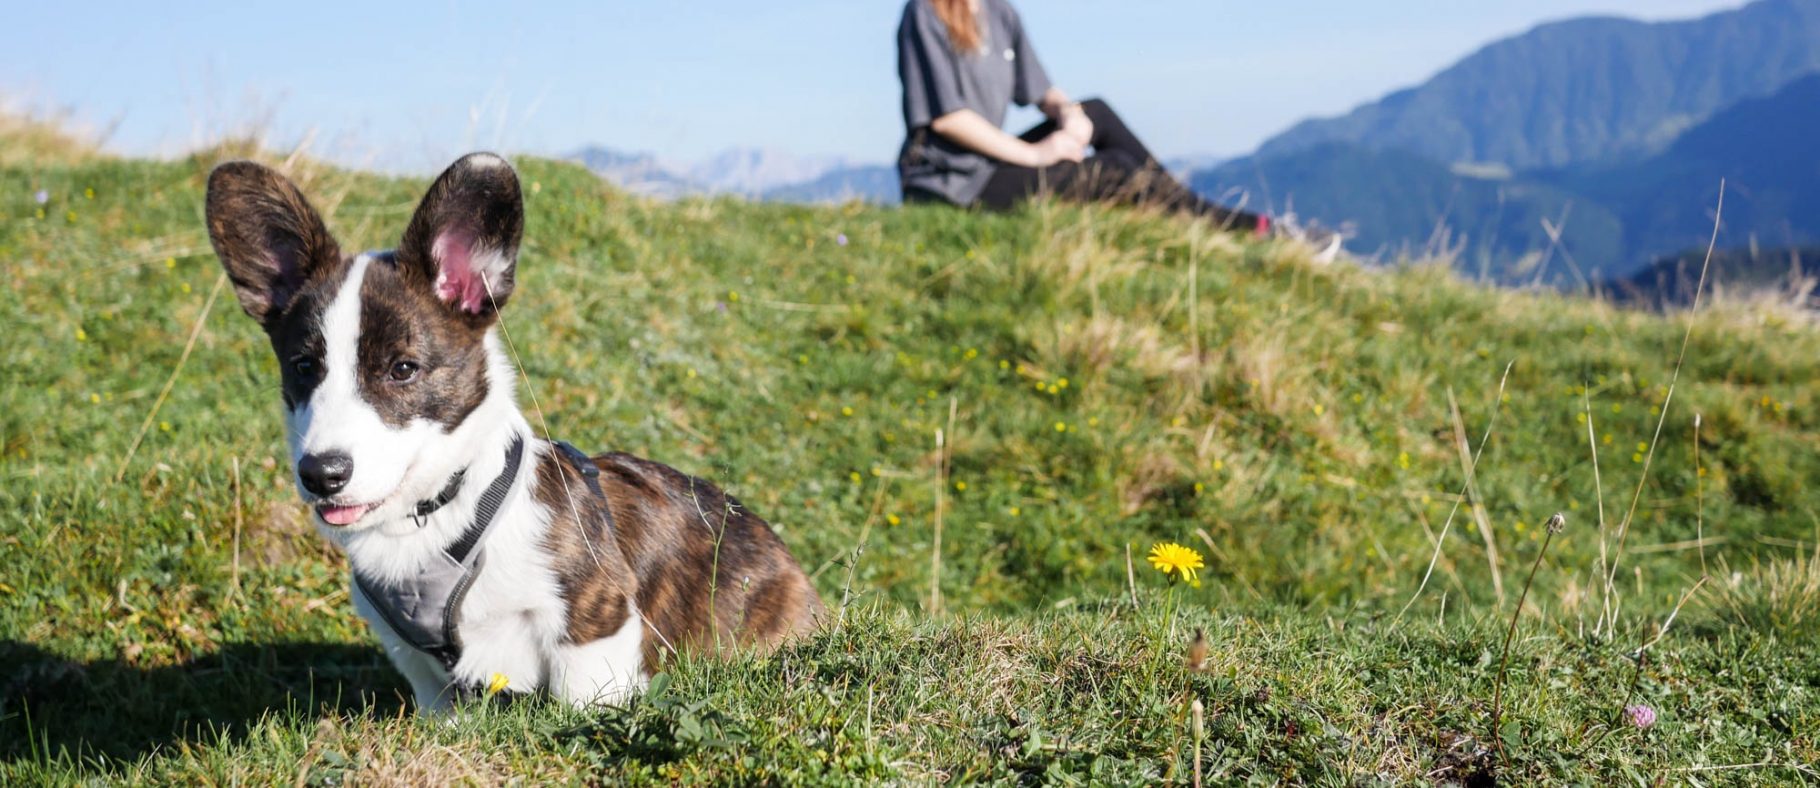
[319,504,372,526]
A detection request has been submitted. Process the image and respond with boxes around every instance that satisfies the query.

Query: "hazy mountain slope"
[763,164,899,204]
[1546,73,1820,263]
[1192,143,1622,283]
[1257,0,1820,170]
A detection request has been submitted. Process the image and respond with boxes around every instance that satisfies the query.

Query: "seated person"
[896,0,1340,259]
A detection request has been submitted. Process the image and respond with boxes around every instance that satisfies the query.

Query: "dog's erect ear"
[398,152,524,319]
[206,161,341,325]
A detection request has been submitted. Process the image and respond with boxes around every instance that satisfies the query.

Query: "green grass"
[2,139,1817,783]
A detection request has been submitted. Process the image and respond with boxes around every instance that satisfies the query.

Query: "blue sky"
[3,0,1744,172]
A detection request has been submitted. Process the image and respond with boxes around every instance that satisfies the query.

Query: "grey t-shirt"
[897,0,1053,206]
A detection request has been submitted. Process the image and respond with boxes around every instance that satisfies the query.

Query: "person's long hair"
[930,0,982,54]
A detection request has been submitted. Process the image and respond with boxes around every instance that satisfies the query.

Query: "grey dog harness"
[355,436,525,671]
[353,437,618,674]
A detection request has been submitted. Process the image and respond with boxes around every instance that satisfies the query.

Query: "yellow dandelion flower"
[164,257,176,269]
[84,188,95,200]
[727,290,740,302]
[798,354,809,365]
[1396,451,1410,469]
[999,360,1010,370]
[1312,403,1326,416]
[953,481,967,491]
[1193,482,1204,495]
[1054,421,1067,432]
[849,471,862,483]
[486,672,510,696]
[1033,381,1046,392]
[1057,378,1069,389]
[75,328,88,342]
[88,393,100,404]
[841,406,854,416]
[886,514,901,526]
[1147,542,1205,585]
[159,421,171,432]
[1008,506,1020,517]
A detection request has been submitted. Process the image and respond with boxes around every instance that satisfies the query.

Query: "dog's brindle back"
[540,451,821,663]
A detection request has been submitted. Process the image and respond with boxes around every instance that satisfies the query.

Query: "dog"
[205,153,821,711]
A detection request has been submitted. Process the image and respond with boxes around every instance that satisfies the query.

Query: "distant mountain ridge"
[567,146,900,204]
[1192,0,1820,291]
[1256,0,1820,170]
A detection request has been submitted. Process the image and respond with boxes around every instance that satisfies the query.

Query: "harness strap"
[353,435,525,673]
[447,437,526,564]
[412,469,467,520]
[553,440,618,539]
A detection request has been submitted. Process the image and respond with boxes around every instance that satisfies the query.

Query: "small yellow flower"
[164,257,176,269]
[486,672,510,696]
[870,466,883,477]
[841,406,854,417]
[1054,421,1067,432]
[1057,378,1069,389]
[1147,542,1205,585]
[727,290,739,302]
[886,514,901,526]
[75,328,88,342]
[1033,381,1045,392]
[1008,506,1020,517]
[531,181,542,194]
[798,354,809,365]
[1312,403,1326,416]
[1193,482,1204,495]
[849,471,862,483]
[999,360,1010,370]
[84,187,95,200]
[953,481,967,491]
[159,421,171,432]
[88,393,100,404]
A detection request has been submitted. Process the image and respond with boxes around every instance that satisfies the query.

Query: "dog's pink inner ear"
[431,227,491,313]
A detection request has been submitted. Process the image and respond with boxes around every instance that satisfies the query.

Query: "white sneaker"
[1270,213,1345,264]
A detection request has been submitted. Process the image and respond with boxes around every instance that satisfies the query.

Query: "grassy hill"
[2,133,1818,782]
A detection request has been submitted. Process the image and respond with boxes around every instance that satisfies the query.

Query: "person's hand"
[1028,132,1086,167]
[1059,104,1093,147]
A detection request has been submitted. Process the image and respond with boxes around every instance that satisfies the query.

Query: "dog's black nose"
[298,451,353,496]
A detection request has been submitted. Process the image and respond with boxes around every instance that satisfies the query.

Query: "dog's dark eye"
[292,357,317,377]
[389,360,422,383]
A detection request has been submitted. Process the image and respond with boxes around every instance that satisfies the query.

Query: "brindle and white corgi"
[205,153,821,711]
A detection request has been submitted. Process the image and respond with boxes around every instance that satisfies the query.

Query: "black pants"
[975,98,1265,233]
